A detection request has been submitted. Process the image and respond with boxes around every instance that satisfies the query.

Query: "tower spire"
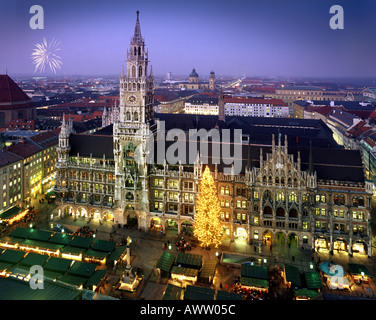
[132,10,142,44]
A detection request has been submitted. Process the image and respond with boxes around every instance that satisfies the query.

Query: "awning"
[43,256,73,273]
[184,285,215,300]
[347,263,370,277]
[294,289,321,299]
[241,263,268,280]
[91,239,116,253]
[240,277,268,289]
[199,260,217,282]
[85,269,108,289]
[83,249,108,260]
[59,274,88,287]
[304,272,322,289]
[156,252,175,274]
[9,227,35,239]
[0,207,21,221]
[162,283,184,300]
[70,236,95,249]
[285,264,302,286]
[67,261,96,278]
[216,290,243,300]
[171,266,198,278]
[0,249,26,264]
[176,252,202,269]
[19,252,49,268]
[107,246,127,262]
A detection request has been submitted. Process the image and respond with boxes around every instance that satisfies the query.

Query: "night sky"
[0,0,375,78]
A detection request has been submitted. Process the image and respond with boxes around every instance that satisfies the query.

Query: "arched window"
[276,191,284,202]
[358,196,365,207]
[134,112,138,121]
[134,47,137,56]
[275,177,279,184]
[126,112,131,121]
[138,46,141,55]
[289,208,298,218]
[333,194,339,205]
[289,192,297,203]
[263,206,272,216]
[339,194,345,205]
[132,66,136,77]
[263,190,272,202]
[276,207,285,217]
[139,66,142,77]
[352,196,358,207]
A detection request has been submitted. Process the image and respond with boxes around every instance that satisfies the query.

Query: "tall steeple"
[132,10,142,44]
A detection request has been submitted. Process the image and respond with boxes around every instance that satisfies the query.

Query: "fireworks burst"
[31,38,63,74]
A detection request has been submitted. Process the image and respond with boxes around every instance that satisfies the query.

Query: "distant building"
[0,75,36,128]
[362,88,376,100]
[185,96,289,118]
[178,69,216,90]
[266,86,345,116]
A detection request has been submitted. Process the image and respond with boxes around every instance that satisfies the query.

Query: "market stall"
[171,266,198,283]
[199,260,217,284]
[176,252,202,270]
[184,285,215,300]
[347,263,371,284]
[162,283,184,300]
[156,252,175,278]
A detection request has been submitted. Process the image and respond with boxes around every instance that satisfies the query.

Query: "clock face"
[128,95,137,103]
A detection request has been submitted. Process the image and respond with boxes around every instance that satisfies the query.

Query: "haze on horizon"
[1,0,376,79]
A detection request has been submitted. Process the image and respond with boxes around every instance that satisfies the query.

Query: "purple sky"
[1,0,376,78]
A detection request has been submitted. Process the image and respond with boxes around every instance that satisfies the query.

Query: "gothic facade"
[54,12,373,257]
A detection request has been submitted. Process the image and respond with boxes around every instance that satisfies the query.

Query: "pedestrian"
[292,256,295,263]
[220,282,223,289]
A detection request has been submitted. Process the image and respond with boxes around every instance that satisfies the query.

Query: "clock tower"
[113,11,155,229]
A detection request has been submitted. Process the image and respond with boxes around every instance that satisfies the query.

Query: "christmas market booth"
[199,260,217,284]
[0,206,29,226]
[156,252,175,278]
[162,283,184,300]
[347,263,371,284]
[284,264,302,288]
[171,266,198,283]
[184,285,215,300]
[176,252,202,270]
[239,263,268,291]
[294,289,321,300]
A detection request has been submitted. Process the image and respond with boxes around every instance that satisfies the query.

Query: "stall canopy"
[44,256,72,274]
[216,290,243,300]
[294,289,321,300]
[176,253,202,269]
[284,264,302,287]
[48,233,73,245]
[199,260,217,284]
[29,230,54,242]
[85,269,108,290]
[83,249,108,261]
[91,239,116,253]
[240,277,268,289]
[69,236,95,249]
[171,266,198,278]
[9,227,35,239]
[0,206,21,221]
[184,285,215,300]
[19,252,49,268]
[0,277,82,300]
[67,261,96,278]
[58,274,88,287]
[241,263,268,280]
[107,246,127,263]
[347,264,370,277]
[156,252,175,275]
[304,272,322,290]
[162,283,184,300]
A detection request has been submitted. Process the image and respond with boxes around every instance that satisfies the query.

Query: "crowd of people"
[231,282,268,300]
[73,225,96,238]
[175,237,191,252]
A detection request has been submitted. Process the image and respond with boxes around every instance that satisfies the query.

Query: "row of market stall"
[0,227,127,267]
[162,283,243,300]
[0,248,108,291]
[156,252,217,285]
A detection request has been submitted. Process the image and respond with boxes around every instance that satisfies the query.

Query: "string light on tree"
[193,166,223,248]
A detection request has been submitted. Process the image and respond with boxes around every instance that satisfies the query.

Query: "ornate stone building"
[54,12,373,257]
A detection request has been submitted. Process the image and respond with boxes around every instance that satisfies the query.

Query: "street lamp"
[168,244,172,250]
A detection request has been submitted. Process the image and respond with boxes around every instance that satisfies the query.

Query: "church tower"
[113,11,155,230]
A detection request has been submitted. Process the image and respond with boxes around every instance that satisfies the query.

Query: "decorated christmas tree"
[193,166,223,248]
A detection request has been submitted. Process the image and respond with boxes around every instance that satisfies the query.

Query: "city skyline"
[1,0,376,79]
